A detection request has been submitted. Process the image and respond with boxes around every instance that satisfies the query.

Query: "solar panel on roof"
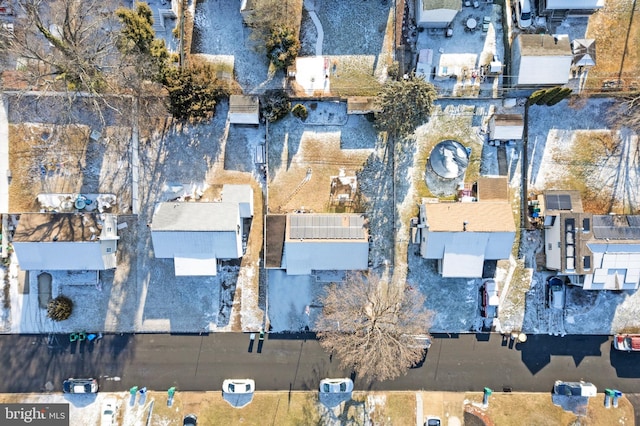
[546,194,572,210]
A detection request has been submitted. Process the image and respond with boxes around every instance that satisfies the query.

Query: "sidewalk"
[0,390,633,426]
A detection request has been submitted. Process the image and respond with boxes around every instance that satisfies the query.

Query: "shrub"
[292,104,308,121]
[546,87,573,106]
[527,89,547,106]
[47,296,73,321]
[266,25,300,70]
[261,90,291,122]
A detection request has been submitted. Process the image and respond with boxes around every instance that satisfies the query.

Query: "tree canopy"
[266,25,300,70]
[375,75,437,138]
[316,272,433,381]
[163,62,227,121]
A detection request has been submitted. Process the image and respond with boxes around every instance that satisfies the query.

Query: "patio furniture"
[483,16,491,32]
[473,0,480,7]
[466,17,477,30]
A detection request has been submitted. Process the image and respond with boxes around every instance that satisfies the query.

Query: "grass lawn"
[585,0,640,91]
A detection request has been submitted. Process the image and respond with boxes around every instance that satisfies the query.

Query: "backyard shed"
[416,0,461,28]
[229,95,260,125]
[282,214,369,275]
[489,114,524,141]
[511,34,572,86]
[12,213,119,271]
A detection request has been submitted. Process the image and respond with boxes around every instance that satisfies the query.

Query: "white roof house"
[511,34,573,86]
[229,95,260,125]
[12,213,119,271]
[539,0,604,15]
[541,190,640,290]
[489,114,524,141]
[282,214,369,275]
[222,184,254,218]
[416,0,461,28]
[151,202,243,276]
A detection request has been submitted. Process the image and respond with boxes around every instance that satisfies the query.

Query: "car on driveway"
[222,379,255,394]
[613,334,640,351]
[183,414,197,426]
[553,380,597,397]
[100,397,117,426]
[319,378,354,393]
[547,276,565,310]
[63,378,98,394]
[481,280,500,318]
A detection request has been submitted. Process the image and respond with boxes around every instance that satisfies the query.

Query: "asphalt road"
[1,333,640,394]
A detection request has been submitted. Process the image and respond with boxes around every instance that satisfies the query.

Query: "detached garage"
[489,114,524,142]
[229,95,260,125]
[511,34,572,87]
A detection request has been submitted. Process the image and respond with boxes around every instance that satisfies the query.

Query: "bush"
[546,87,573,106]
[47,296,73,321]
[527,89,547,106]
[266,25,300,70]
[261,90,291,122]
[292,104,308,120]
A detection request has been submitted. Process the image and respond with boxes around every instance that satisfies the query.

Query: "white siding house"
[541,190,640,290]
[283,214,369,275]
[416,0,461,28]
[539,0,604,16]
[511,34,573,86]
[419,201,516,278]
[12,213,119,271]
[151,202,243,276]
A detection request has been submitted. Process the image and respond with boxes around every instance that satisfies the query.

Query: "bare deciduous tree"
[316,272,433,382]
[0,0,133,124]
[621,94,640,132]
[2,0,121,92]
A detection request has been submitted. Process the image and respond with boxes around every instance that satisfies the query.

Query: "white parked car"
[222,379,255,394]
[547,277,565,310]
[319,378,354,393]
[515,0,532,29]
[100,397,117,426]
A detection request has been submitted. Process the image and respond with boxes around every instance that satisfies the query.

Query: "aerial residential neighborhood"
[0,0,638,424]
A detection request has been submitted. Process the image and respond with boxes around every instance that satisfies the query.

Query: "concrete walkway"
[304,0,324,56]
[0,96,8,214]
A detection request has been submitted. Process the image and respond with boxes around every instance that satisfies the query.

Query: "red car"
[613,334,640,351]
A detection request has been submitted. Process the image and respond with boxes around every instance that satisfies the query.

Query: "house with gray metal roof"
[266,213,369,275]
[150,201,243,276]
[541,190,640,290]
[12,213,119,271]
